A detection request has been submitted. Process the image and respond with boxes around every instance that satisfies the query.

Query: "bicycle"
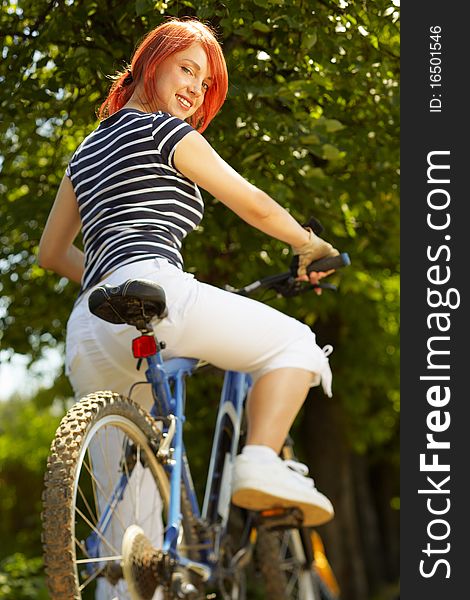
[41,237,349,600]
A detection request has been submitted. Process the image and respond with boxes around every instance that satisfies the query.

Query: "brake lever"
[270,276,300,297]
[270,278,337,297]
[286,281,338,296]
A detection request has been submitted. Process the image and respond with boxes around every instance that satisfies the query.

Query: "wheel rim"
[278,530,316,600]
[71,414,169,598]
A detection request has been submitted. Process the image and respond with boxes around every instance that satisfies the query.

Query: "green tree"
[0,396,62,557]
[0,554,48,599]
[1,2,399,598]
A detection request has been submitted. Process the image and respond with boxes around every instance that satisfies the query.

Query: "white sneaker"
[231,454,334,526]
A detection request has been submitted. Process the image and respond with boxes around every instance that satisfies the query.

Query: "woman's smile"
[151,44,211,119]
[175,93,193,110]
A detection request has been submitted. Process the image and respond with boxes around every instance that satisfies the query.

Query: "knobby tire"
[255,527,326,600]
[41,391,196,599]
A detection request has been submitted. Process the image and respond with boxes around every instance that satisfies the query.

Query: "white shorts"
[66,258,332,407]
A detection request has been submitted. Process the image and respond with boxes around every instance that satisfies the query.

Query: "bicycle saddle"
[88,279,167,331]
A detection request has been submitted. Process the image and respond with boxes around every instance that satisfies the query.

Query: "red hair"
[98,18,228,133]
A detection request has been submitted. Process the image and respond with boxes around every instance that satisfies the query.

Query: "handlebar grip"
[307,252,351,273]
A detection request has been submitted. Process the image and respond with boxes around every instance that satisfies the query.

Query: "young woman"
[39,18,338,537]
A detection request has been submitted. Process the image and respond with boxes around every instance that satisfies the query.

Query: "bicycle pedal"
[256,507,304,530]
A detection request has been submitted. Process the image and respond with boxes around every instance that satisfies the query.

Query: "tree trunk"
[300,392,369,600]
[352,453,386,594]
[370,459,400,584]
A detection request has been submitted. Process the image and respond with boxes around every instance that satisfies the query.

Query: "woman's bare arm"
[174,131,310,248]
[38,175,84,283]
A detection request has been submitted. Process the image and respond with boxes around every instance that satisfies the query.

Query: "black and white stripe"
[66,109,203,295]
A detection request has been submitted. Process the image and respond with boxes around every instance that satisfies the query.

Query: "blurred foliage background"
[0,0,399,598]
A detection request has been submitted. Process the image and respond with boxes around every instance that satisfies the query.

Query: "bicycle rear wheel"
[42,392,171,599]
[256,528,326,600]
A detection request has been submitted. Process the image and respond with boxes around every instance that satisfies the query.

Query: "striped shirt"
[66,109,203,295]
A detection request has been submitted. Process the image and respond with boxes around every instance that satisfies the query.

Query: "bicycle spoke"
[99,425,116,500]
[86,450,99,519]
[75,536,91,560]
[121,440,137,520]
[78,562,107,592]
[105,430,139,538]
[77,480,98,525]
[76,555,122,564]
[80,447,130,535]
[279,558,300,571]
[81,457,114,512]
[75,504,120,556]
[286,572,298,597]
[136,445,141,523]
[279,532,290,556]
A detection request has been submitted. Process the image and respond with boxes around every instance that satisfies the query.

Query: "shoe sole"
[232,487,334,527]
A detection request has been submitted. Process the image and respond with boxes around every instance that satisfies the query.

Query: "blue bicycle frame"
[85,337,252,581]
[80,246,350,585]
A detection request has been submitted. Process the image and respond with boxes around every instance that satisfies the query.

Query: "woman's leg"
[245,367,313,453]
[233,367,334,526]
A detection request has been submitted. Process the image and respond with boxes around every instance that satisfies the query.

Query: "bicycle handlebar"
[228,252,351,298]
[307,252,350,273]
[225,215,351,298]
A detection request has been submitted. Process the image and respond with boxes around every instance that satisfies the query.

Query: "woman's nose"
[190,82,203,97]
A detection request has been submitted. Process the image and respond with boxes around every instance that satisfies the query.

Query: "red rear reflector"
[132,335,157,358]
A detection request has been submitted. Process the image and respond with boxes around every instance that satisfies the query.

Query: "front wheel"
[256,527,334,600]
[42,392,174,599]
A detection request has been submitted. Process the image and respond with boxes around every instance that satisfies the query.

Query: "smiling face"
[146,43,212,120]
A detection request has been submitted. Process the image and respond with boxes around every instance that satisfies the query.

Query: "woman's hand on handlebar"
[296,269,336,295]
[291,227,340,278]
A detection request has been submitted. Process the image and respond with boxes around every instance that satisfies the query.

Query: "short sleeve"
[152,113,194,169]
[65,139,84,180]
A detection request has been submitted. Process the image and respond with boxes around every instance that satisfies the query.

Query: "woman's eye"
[181,66,192,75]
[202,82,209,92]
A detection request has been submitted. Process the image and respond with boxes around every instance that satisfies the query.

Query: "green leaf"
[305,167,326,179]
[302,32,317,49]
[370,34,380,50]
[135,0,152,16]
[252,21,271,33]
[299,134,320,145]
[322,143,342,161]
[242,152,264,165]
[324,119,345,133]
